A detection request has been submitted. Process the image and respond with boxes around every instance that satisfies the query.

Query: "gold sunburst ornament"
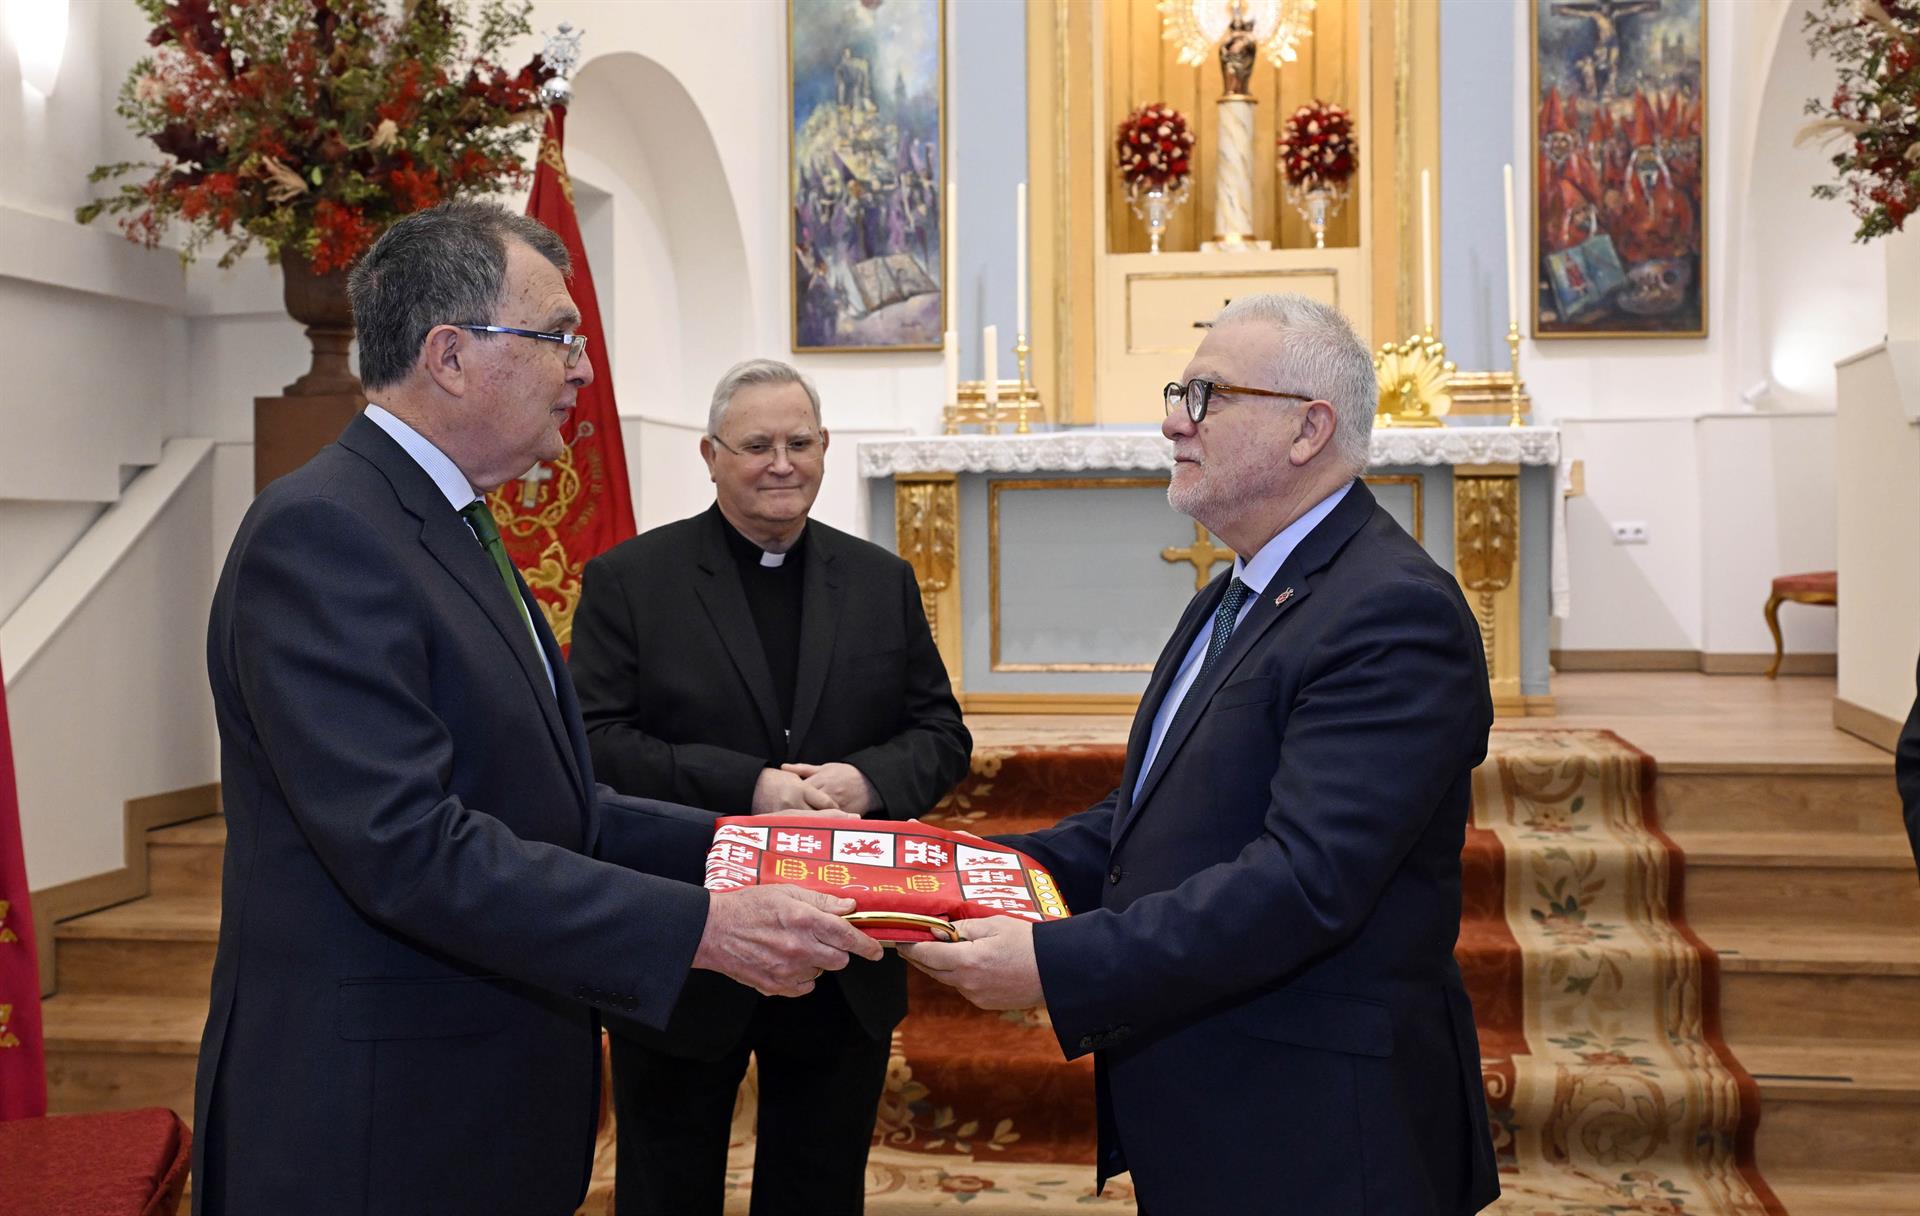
[1158,0,1317,69]
[1373,333,1456,428]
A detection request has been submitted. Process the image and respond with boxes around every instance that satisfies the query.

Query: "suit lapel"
[340,417,588,806]
[785,527,840,759]
[691,509,786,753]
[1113,577,1225,829]
[1118,481,1382,842]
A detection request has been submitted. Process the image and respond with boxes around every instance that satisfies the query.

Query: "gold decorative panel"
[893,473,961,687]
[1126,266,1340,355]
[1453,464,1523,714]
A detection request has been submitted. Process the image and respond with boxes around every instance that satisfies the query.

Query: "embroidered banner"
[485,106,636,653]
[0,646,47,1118]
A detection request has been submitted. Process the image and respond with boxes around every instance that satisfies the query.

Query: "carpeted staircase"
[41,731,1920,1214]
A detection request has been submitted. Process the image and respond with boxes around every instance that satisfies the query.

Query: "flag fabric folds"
[485,106,637,653]
[0,650,47,1120]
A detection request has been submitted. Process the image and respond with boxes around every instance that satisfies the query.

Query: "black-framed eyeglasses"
[709,432,827,464]
[1163,379,1314,424]
[455,324,589,369]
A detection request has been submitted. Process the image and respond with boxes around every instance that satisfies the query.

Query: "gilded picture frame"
[790,0,947,353]
[1531,0,1707,339]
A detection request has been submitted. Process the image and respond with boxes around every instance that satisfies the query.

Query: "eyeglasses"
[709,432,826,464]
[1163,379,1314,424]
[456,324,589,369]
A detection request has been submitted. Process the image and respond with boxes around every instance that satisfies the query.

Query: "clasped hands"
[750,761,876,818]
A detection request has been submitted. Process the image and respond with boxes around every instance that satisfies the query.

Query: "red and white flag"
[0,649,47,1119]
[484,106,637,654]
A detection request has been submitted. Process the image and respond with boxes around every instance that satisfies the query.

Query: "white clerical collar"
[759,550,787,568]
[364,403,481,512]
[1233,479,1353,595]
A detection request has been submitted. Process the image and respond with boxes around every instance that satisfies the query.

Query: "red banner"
[0,650,47,1119]
[486,106,637,653]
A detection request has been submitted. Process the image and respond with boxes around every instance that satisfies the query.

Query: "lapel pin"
[1273,587,1294,607]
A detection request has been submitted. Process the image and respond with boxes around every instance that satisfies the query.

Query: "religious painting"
[1531,0,1706,338]
[790,0,945,352]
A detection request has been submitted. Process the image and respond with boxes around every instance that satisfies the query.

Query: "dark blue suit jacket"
[193,415,719,1215]
[999,481,1500,1216]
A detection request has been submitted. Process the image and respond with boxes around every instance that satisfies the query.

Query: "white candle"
[1016,181,1028,337]
[1420,168,1435,334]
[945,183,958,329]
[1503,163,1520,330]
[982,324,998,404]
[943,329,958,404]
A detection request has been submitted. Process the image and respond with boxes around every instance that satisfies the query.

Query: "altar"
[860,428,1563,717]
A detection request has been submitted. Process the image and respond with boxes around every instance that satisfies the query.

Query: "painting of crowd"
[791,3,944,351]
[1534,0,1705,337]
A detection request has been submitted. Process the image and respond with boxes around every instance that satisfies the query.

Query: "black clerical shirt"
[718,512,806,731]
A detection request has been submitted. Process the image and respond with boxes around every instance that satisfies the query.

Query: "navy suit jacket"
[1899,654,1920,880]
[999,481,1500,1216]
[194,415,719,1215]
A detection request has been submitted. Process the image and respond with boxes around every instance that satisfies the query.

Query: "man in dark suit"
[1899,655,1920,880]
[569,358,972,1216]
[906,294,1500,1215]
[194,201,881,1216]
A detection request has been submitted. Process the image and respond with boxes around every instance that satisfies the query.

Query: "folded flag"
[702,816,1071,943]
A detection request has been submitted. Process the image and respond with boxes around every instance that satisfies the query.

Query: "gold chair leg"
[1763,592,1785,679]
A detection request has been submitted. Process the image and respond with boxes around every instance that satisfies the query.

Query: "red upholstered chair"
[1764,571,1837,679]
[0,1108,191,1215]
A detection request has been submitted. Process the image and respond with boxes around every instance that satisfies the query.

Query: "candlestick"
[1503,163,1520,330]
[1420,168,1434,335]
[1016,182,1028,338]
[982,325,998,405]
[1506,321,1526,428]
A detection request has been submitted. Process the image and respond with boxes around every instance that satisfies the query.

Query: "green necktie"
[460,500,543,655]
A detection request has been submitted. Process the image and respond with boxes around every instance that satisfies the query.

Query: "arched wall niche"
[567,51,756,427]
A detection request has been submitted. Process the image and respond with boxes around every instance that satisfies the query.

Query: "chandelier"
[1158,0,1316,69]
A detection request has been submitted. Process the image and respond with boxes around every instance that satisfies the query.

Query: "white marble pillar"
[1213,96,1257,247]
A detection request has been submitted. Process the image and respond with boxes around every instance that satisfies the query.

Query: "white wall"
[1835,343,1920,727]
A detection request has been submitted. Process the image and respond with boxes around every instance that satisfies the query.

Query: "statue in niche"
[1218,3,1257,96]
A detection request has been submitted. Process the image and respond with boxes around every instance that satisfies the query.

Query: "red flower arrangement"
[1115,103,1196,194]
[1801,0,1920,240]
[1277,100,1356,191]
[77,0,555,272]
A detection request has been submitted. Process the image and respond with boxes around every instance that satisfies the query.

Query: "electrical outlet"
[1610,520,1649,545]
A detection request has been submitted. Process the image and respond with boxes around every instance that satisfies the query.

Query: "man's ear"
[1291,400,1339,466]
[699,436,719,484]
[422,325,467,397]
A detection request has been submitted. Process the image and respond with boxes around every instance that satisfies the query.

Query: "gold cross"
[1161,523,1233,590]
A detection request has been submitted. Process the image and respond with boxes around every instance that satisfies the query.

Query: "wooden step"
[1670,831,1920,932]
[1709,924,1920,1042]
[1655,766,1901,835]
[1767,1170,1920,1216]
[147,816,225,898]
[1742,1041,1920,1177]
[54,895,218,999]
[41,993,204,1121]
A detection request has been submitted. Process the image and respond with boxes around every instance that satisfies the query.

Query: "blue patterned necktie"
[1194,577,1251,686]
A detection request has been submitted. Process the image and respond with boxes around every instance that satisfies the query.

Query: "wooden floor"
[966,671,1897,771]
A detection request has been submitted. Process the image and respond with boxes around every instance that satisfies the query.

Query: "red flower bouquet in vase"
[1278,100,1357,249]
[1115,102,1195,253]
[77,0,556,398]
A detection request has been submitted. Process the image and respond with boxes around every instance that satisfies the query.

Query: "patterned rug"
[576,730,1780,1214]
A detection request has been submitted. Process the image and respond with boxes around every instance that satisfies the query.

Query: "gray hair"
[707,359,823,436]
[348,199,571,392]
[1212,294,1376,473]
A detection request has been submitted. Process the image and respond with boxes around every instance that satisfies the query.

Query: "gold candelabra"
[943,332,1043,434]
[1504,321,1528,428]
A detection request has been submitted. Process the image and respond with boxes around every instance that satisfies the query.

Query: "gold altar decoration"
[1372,330,1455,428]
[1454,466,1523,714]
[1159,0,1317,69]
[943,335,1044,434]
[1161,523,1235,590]
[893,473,962,685]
